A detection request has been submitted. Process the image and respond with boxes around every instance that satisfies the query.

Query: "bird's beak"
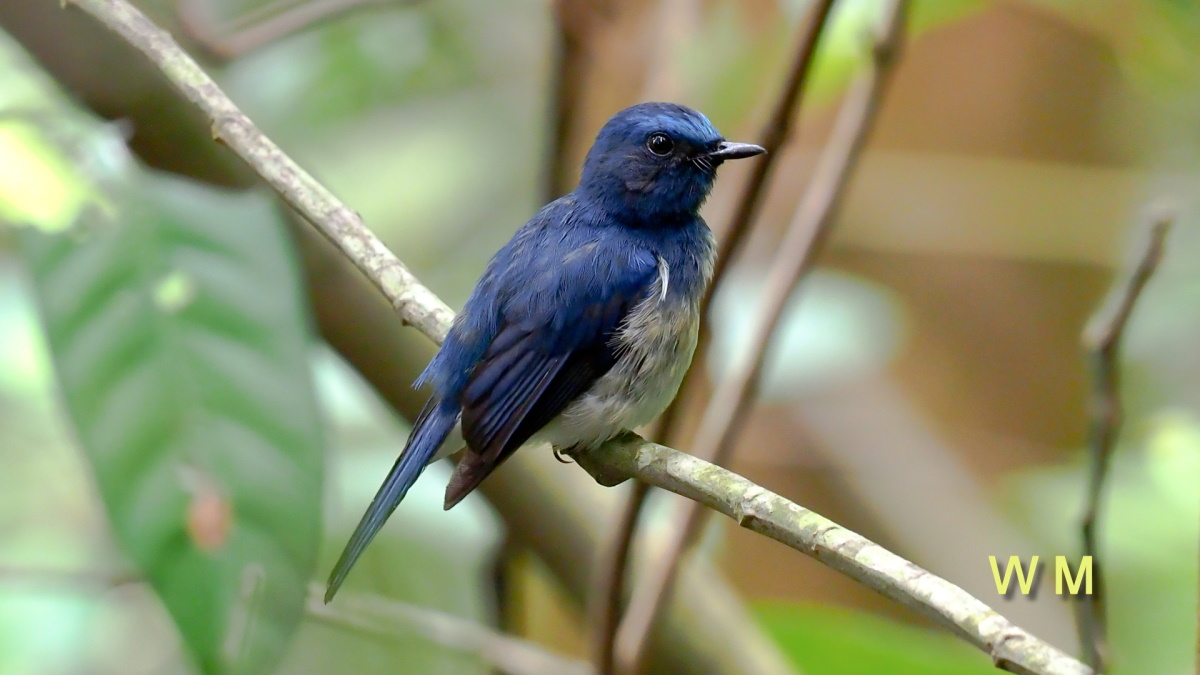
[706,141,766,161]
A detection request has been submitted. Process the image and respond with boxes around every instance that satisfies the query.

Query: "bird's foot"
[552,445,576,464]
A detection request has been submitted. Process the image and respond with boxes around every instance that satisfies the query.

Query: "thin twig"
[1077,214,1171,671]
[544,0,601,202]
[589,480,648,675]
[178,0,422,62]
[63,4,1089,673]
[592,3,838,669]
[613,4,909,672]
[655,0,838,445]
[305,584,594,675]
[568,434,1092,675]
[0,565,588,675]
[703,0,840,313]
[65,0,455,346]
[0,565,140,589]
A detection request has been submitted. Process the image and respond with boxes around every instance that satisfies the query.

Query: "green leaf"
[16,171,325,674]
[756,602,995,675]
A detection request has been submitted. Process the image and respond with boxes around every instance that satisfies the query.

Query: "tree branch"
[1077,213,1171,670]
[0,565,591,675]
[59,2,1091,673]
[305,584,595,675]
[568,434,1092,675]
[178,0,424,62]
[65,0,455,347]
[0,565,140,590]
[612,3,909,671]
[544,0,594,202]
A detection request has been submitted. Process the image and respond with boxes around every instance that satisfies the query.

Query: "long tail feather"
[324,400,457,602]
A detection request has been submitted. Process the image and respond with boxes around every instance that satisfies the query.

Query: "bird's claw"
[553,446,575,464]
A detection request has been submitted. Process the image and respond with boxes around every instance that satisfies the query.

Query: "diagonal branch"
[544,0,596,202]
[61,2,1091,673]
[591,5,839,670]
[178,0,426,62]
[1077,214,1171,671]
[0,565,591,675]
[65,0,456,347]
[567,434,1092,675]
[305,584,595,675]
[703,0,839,301]
[611,3,909,671]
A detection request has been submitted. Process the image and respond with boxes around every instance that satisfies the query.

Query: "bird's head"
[577,102,765,225]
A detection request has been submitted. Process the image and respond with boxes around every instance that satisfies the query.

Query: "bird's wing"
[445,244,658,508]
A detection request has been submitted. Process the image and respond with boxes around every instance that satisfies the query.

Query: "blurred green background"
[1,0,1198,673]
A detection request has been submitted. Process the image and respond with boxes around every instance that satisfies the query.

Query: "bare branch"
[1077,214,1172,670]
[612,3,909,671]
[305,584,594,675]
[61,3,1089,674]
[568,434,1092,675]
[589,479,648,675]
[0,566,590,675]
[0,565,139,590]
[593,4,839,670]
[178,0,424,62]
[544,0,595,202]
[66,0,456,346]
[705,0,839,295]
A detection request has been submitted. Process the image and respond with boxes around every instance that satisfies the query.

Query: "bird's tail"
[324,399,458,603]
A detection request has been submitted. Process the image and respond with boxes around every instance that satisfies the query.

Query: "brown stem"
[1077,214,1171,671]
[613,3,910,672]
[543,0,602,202]
[592,2,839,670]
[589,480,648,675]
[305,584,594,675]
[178,0,422,62]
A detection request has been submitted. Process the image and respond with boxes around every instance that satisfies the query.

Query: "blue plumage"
[325,102,764,602]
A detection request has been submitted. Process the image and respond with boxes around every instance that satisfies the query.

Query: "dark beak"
[706,141,766,162]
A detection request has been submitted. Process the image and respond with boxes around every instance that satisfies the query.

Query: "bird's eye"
[646,133,674,156]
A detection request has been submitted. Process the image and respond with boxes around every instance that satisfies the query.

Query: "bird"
[325,102,764,602]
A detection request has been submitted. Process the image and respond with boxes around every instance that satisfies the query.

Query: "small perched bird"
[326,102,764,601]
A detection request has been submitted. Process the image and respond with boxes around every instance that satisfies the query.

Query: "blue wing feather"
[324,397,458,602]
[445,221,658,507]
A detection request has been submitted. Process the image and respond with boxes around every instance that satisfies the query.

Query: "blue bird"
[325,102,764,602]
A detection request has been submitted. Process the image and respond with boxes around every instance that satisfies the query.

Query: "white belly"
[538,269,700,450]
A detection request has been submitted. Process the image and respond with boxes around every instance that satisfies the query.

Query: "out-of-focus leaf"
[16,170,325,674]
[278,353,503,675]
[755,601,994,674]
[0,35,112,233]
[708,270,905,400]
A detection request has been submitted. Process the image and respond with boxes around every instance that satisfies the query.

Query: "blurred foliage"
[709,269,905,401]
[756,601,996,674]
[19,172,326,674]
[6,36,327,670]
